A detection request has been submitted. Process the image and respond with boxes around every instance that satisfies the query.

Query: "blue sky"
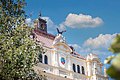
[25,0,120,68]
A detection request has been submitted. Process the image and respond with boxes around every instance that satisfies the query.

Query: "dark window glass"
[82,66,85,74]
[77,65,80,73]
[73,64,76,72]
[39,54,42,63]
[44,55,48,64]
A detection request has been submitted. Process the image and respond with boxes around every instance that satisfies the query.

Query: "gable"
[53,42,72,53]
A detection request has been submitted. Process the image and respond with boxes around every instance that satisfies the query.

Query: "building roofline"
[33,29,55,40]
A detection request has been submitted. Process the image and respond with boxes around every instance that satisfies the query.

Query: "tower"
[34,12,47,33]
[86,53,104,80]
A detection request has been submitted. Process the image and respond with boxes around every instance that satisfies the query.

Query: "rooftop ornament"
[53,28,66,45]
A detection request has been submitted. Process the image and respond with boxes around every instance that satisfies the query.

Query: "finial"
[39,11,42,18]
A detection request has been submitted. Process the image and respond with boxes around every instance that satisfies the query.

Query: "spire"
[39,11,42,18]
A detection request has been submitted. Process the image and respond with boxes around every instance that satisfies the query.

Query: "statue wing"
[56,28,60,33]
[62,30,66,33]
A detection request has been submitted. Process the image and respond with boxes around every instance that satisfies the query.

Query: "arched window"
[82,66,85,74]
[73,63,76,72]
[77,65,80,73]
[44,55,48,64]
[39,54,42,63]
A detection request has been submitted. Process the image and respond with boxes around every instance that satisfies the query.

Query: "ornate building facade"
[33,16,108,80]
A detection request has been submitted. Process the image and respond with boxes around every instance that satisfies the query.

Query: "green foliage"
[0,0,26,33]
[109,34,120,53]
[0,0,46,80]
[107,66,120,80]
[0,25,46,80]
[105,34,120,80]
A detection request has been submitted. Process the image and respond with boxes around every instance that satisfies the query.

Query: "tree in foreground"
[0,0,46,80]
[105,34,120,80]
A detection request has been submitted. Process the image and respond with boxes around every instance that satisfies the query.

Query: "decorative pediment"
[53,42,72,53]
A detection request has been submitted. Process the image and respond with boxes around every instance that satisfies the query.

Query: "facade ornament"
[53,28,66,45]
[56,28,66,35]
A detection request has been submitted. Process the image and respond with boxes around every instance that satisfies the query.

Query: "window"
[44,55,48,64]
[39,54,42,63]
[73,63,76,72]
[82,66,85,74]
[77,65,80,73]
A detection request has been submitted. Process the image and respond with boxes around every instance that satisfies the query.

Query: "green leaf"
[111,53,120,70]
[107,66,120,80]
[109,34,120,53]
[104,55,114,64]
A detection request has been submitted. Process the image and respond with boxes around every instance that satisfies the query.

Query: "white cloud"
[25,18,32,24]
[68,33,118,60]
[69,43,113,57]
[58,23,66,31]
[69,44,91,56]
[64,13,103,28]
[41,17,58,34]
[39,13,103,33]
[83,34,117,49]
[69,44,81,50]
[41,17,67,34]
[25,18,34,27]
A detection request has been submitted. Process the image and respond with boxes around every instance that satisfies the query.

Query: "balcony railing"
[37,63,54,74]
[37,63,89,80]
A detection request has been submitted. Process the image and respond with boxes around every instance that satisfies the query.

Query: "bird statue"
[56,28,66,35]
